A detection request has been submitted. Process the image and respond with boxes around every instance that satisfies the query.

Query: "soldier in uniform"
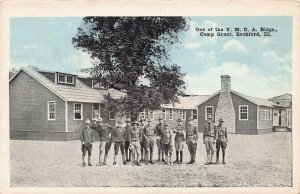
[186,117,199,164]
[129,120,142,166]
[215,118,228,164]
[139,119,146,162]
[124,118,132,162]
[79,119,95,167]
[173,118,185,164]
[143,119,156,164]
[155,116,165,162]
[203,115,217,165]
[163,122,173,165]
[111,119,127,165]
[90,117,113,166]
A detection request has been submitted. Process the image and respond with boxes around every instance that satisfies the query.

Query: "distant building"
[268,93,292,131]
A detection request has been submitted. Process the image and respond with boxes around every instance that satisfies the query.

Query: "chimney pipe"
[221,75,231,91]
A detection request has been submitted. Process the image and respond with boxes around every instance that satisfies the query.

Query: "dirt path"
[10,132,292,187]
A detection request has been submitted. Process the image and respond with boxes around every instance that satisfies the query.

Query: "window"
[269,109,273,120]
[74,103,83,120]
[58,74,65,83]
[239,105,248,120]
[109,111,116,120]
[179,110,186,120]
[57,73,75,85]
[66,75,74,84]
[92,103,101,120]
[192,109,198,120]
[259,107,264,120]
[92,80,104,89]
[48,101,56,120]
[169,109,173,120]
[205,106,214,120]
[266,109,269,121]
[139,110,153,120]
[161,109,166,120]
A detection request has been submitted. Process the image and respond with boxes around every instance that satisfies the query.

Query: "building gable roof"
[195,89,276,108]
[9,67,123,103]
[268,93,292,101]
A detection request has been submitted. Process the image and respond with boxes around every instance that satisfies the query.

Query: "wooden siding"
[9,70,66,132]
[197,93,220,132]
[230,92,257,133]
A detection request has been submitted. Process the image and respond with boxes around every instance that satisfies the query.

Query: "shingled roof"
[9,67,124,103]
[162,95,210,109]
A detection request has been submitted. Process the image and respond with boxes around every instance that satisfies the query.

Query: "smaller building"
[269,93,292,131]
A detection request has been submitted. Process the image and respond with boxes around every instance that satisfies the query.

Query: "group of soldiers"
[79,114,228,167]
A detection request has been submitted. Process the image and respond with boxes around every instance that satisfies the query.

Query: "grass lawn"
[10,132,292,187]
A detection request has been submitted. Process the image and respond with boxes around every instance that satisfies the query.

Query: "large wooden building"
[9,68,292,140]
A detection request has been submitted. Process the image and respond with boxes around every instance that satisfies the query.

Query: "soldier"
[139,119,146,163]
[111,119,127,165]
[155,116,165,162]
[90,117,113,166]
[203,115,217,165]
[129,120,142,166]
[79,119,95,167]
[186,117,199,164]
[124,118,132,162]
[173,118,185,164]
[215,118,228,164]
[143,119,156,165]
[163,122,173,165]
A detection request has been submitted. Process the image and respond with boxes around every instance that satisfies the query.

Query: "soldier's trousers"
[187,141,197,154]
[216,139,227,151]
[82,143,92,157]
[204,136,215,155]
[145,137,155,161]
[114,141,125,155]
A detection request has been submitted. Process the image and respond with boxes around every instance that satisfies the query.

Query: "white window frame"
[205,106,214,121]
[57,73,75,85]
[161,109,166,120]
[192,109,198,120]
[109,111,116,120]
[146,110,154,120]
[47,101,56,120]
[169,109,173,120]
[239,105,248,120]
[92,103,101,120]
[74,103,83,120]
[179,110,186,120]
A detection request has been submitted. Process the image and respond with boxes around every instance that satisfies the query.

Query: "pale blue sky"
[10,17,292,98]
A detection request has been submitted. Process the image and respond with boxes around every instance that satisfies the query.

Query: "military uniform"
[173,119,185,164]
[155,118,165,161]
[186,119,198,164]
[203,117,217,165]
[139,121,146,162]
[215,119,228,164]
[143,122,156,164]
[112,124,127,165]
[129,121,141,166]
[125,121,133,162]
[79,119,95,167]
[90,121,113,165]
[162,123,173,165]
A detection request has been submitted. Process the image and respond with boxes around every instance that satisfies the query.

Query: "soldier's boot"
[210,153,214,164]
[216,149,220,164]
[82,156,86,167]
[122,154,126,165]
[150,152,154,164]
[222,151,226,164]
[187,152,193,164]
[140,150,144,162]
[205,154,210,165]
[174,151,179,163]
[113,154,117,165]
[145,152,149,165]
[88,156,92,166]
[125,149,128,162]
[170,154,173,165]
[103,154,108,165]
[129,150,132,162]
[192,153,196,163]
[162,151,165,162]
[179,151,183,164]
[157,150,161,161]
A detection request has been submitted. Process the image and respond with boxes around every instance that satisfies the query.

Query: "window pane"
[75,104,81,111]
[169,109,173,120]
[58,75,65,82]
[109,112,115,120]
[75,112,82,119]
[66,76,73,83]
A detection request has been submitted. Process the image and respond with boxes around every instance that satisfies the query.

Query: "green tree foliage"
[72,17,188,118]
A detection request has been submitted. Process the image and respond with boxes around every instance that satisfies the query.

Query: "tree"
[72,17,188,119]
